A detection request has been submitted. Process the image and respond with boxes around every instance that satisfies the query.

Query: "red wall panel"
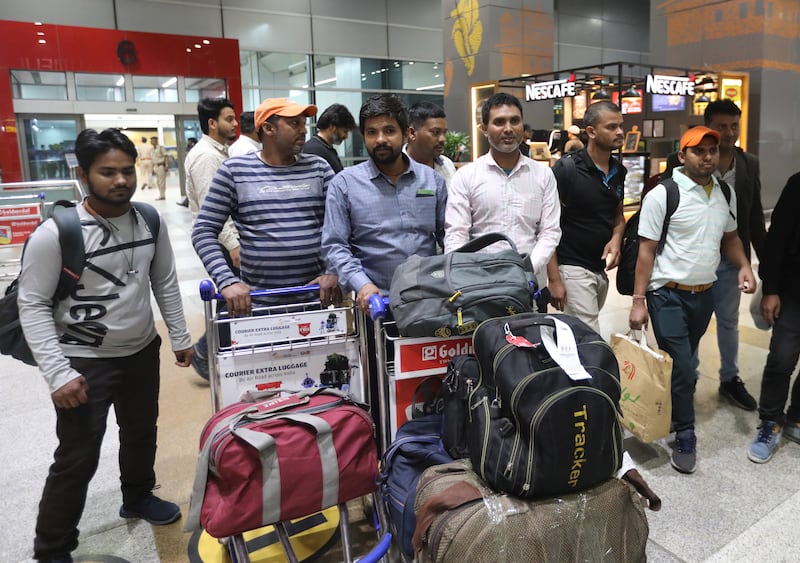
[0,19,242,182]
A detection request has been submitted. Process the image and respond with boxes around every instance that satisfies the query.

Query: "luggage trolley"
[197,280,392,563]
[365,295,474,452]
[0,191,46,280]
[0,180,86,281]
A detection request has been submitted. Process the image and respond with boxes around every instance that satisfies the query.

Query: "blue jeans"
[757,295,800,423]
[689,258,741,382]
[712,258,741,382]
[647,287,715,432]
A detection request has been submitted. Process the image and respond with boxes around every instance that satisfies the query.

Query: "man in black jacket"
[302,103,356,173]
[663,100,767,411]
[746,172,800,463]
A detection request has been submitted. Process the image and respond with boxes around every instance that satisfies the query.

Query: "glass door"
[17,115,84,181]
[174,116,202,197]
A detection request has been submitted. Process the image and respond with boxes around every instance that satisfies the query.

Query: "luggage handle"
[615,331,666,361]
[509,316,592,381]
[238,387,355,423]
[233,412,340,523]
[241,385,351,404]
[453,232,518,254]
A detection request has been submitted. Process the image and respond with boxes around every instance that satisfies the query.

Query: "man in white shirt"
[405,101,457,187]
[227,111,261,157]
[444,92,561,285]
[184,97,239,379]
[629,126,756,475]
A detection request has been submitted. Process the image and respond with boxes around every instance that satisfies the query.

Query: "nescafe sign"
[525,78,576,101]
[645,74,695,96]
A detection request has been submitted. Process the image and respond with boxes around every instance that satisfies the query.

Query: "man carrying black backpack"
[628,127,756,475]
[18,129,193,562]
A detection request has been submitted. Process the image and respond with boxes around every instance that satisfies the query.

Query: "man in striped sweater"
[192,98,340,316]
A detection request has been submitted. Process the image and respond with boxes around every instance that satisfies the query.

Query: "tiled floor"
[1,179,799,562]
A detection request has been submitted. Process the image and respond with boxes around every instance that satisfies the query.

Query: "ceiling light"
[623,86,641,98]
[592,87,611,101]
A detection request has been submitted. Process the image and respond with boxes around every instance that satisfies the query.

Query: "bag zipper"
[523,387,622,494]
[209,397,349,470]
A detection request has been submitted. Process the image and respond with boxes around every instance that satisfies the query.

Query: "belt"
[664,281,714,293]
[140,158,152,160]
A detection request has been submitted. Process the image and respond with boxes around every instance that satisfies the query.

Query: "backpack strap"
[656,178,680,255]
[718,179,736,221]
[554,152,577,208]
[49,202,85,301]
[132,202,161,241]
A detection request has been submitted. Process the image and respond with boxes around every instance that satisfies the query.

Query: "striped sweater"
[192,152,334,293]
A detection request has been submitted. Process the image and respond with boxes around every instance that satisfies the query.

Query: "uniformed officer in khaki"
[150,136,169,200]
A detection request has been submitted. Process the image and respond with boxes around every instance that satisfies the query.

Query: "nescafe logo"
[725,87,738,98]
[117,40,137,66]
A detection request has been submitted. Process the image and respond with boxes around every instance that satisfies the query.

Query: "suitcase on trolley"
[412,460,649,563]
[186,386,378,539]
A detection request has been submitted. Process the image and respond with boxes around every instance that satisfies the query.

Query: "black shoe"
[670,428,697,474]
[719,377,757,410]
[120,493,181,525]
[176,197,189,207]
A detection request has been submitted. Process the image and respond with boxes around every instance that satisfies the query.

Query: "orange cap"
[680,126,720,152]
[254,98,317,130]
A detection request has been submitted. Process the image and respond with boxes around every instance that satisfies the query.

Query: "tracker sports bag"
[412,460,649,563]
[468,313,623,498]
[389,233,536,338]
[185,387,377,538]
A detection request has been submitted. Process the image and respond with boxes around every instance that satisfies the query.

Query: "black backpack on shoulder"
[616,178,733,296]
[0,201,160,365]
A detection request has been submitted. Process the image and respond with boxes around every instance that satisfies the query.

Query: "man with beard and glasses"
[302,103,356,173]
[192,98,340,318]
[546,100,627,332]
[18,129,193,562]
[444,92,560,286]
[404,101,457,187]
[322,93,447,312]
[629,127,756,474]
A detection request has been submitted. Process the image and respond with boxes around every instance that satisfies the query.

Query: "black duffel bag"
[389,233,536,338]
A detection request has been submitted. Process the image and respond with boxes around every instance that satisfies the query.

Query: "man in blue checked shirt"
[322,93,447,312]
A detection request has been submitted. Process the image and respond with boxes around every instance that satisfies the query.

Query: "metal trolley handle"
[199,279,321,301]
[368,294,390,321]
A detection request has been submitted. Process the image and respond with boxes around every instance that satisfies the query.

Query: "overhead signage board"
[525,78,576,101]
[645,74,695,96]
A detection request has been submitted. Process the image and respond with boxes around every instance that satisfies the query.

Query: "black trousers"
[758,294,800,423]
[33,336,162,559]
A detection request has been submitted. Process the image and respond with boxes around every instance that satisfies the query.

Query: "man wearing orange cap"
[192,97,339,318]
[629,126,756,474]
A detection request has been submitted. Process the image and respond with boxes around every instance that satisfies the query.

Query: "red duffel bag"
[185,387,378,538]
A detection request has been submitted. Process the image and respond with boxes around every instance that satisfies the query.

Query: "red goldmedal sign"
[394,336,474,379]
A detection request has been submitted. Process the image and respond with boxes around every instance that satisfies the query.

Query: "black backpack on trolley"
[464,312,623,499]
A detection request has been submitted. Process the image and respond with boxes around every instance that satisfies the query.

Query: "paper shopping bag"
[610,332,673,442]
